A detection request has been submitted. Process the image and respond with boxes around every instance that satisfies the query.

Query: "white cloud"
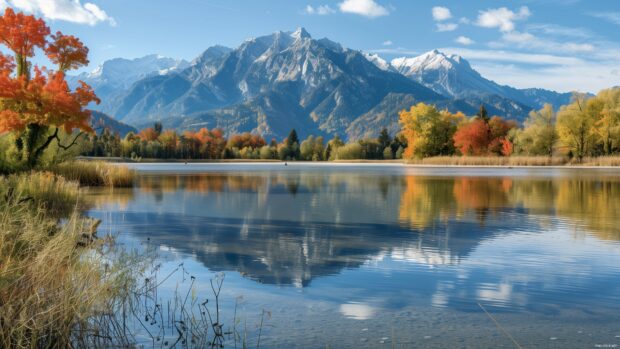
[1,0,115,26]
[436,22,457,32]
[439,46,619,92]
[455,36,474,45]
[305,4,335,15]
[476,6,530,32]
[589,12,620,26]
[338,0,388,18]
[440,47,583,66]
[432,6,452,21]
[382,40,393,46]
[502,31,535,43]
[491,31,595,54]
[527,24,592,39]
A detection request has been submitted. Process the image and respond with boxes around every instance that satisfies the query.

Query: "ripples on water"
[87,164,620,348]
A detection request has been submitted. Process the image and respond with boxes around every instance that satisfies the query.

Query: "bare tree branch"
[57,131,85,150]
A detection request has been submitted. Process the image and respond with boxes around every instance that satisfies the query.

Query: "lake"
[86,163,620,348]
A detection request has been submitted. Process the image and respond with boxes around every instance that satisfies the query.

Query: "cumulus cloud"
[432,6,452,21]
[431,6,457,32]
[305,4,335,15]
[476,6,530,32]
[0,0,115,26]
[455,36,474,45]
[436,23,457,32]
[338,0,389,18]
[382,40,393,46]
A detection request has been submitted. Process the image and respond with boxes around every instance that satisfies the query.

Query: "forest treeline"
[83,123,407,161]
[80,88,620,162]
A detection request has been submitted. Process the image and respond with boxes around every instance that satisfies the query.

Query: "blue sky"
[1,0,619,93]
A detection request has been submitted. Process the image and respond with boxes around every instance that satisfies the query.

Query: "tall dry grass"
[50,161,135,187]
[0,173,131,348]
[580,156,620,166]
[0,172,266,348]
[1,171,81,215]
[406,156,569,166]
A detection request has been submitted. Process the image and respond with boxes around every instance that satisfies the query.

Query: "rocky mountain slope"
[75,30,575,141]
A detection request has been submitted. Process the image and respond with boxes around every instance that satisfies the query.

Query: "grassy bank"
[405,155,620,167]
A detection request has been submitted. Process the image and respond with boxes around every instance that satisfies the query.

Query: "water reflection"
[85,166,620,347]
[88,169,620,288]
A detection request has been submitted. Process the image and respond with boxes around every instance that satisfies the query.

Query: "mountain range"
[72,28,573,141]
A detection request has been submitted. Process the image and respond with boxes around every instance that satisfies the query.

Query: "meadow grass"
[50,161,135,187]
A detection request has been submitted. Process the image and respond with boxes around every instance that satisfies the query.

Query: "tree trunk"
[15,124,53,169]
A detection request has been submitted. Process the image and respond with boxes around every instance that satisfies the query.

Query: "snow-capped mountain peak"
[291,27,311,40]
[82,54,189,82]
[363,52,393,72]
[390,50,470,76]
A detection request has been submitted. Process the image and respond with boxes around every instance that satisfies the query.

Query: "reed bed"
[406,156,570,166]
[50,161,135,187]
[0,171,81,215]
[580,156,620,166]
[0,173,123,348]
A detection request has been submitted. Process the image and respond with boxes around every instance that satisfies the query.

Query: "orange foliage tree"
[0,8,99,167]
[453,118,491,155]
[453,114,516,156]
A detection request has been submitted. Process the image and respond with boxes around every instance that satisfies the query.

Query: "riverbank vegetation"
[77,88,620,165]
[0,172,129,347]
[0,172,264,348]
[400,88,620,163]
[50,161,135,187]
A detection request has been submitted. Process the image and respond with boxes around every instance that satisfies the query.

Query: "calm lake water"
[87,163,620,348]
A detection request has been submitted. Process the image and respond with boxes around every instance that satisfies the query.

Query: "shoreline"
[99,161,620,170]
[76,157,620,169]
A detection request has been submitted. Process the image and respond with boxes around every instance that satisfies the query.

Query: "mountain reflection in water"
[87,168,620,289]
[84,165,620,348]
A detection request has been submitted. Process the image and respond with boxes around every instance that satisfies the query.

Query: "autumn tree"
[300,135,325,161]
[399,103,462,158]
[488,116,517,155]
[324,134,344,160]
[514,104,557,156]
[590,88,620,155]
[453,118,491,156]
[453,112,515,156]
[557,93,596,161]
[0,9,99,168]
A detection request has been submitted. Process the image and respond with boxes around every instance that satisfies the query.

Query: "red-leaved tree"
[0,8,99,168]
[453,114,517,156]
[453,118,491,155]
